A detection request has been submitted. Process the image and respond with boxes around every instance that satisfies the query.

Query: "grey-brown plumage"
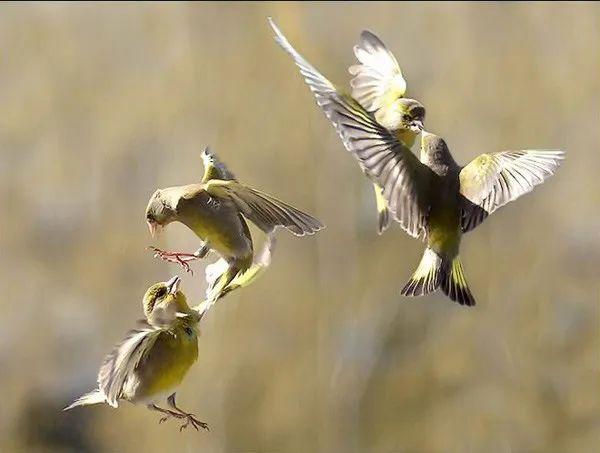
[146,148,324,304]
[269,18,564,306]
[269,18,425,235]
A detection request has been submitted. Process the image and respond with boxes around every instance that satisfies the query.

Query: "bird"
[269,19,564,306]
[64,276,209,432]
[146,147,323,306]
[268,17,426,234]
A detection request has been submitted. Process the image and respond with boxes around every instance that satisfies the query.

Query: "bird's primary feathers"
[349,30,407,115]
[146,147,323,306]
[459,150,565,232]
[270,18,564,306]
[146,148,323,246]
[269,18,425,235]
[64,322,199,410]
[65,279,200,411]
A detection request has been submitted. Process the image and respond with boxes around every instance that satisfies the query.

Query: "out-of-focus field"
[1,2,599,452]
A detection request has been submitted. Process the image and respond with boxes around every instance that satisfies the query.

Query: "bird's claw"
[156,409,208,432]
[178,414,209,432]
[147,247,198,275]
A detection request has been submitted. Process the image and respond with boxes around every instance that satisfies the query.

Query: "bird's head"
[421,131,451,157]
[397,98,426,134]
[145,189,177,238]
[143,276,199,326]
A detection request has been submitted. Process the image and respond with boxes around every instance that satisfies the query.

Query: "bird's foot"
[178,412,210,432]
[156,410,209,431]
[148,247,199,275]
[157,409,181,424]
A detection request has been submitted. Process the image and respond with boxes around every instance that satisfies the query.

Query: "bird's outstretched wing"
[269,18,430,238]
[203,179,324,236]
[201,147,236,183]
[349,31,406,112]
[97,324,160,407]
[459,150,565,232]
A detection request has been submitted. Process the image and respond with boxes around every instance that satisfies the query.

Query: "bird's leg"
[147,404,185,425]
[147,242,210,275]
[166,394,209,432]
[194,242,211,259]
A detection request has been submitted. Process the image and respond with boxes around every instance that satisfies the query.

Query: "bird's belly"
[126,334,198,405]
[427,204,461,258]
[183,208,252,259]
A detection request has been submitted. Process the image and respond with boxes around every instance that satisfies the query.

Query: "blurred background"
[1,2,599,452]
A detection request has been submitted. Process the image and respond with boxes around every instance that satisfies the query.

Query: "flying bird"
[269,18,564,305]
[146,148,323,306]
[64,276,209,432]
[269,17,425,234]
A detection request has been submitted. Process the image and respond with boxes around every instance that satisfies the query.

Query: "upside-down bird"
[146,148,323,307]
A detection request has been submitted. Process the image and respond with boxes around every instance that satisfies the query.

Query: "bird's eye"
[184,327,194,336]
[156,287,167,298]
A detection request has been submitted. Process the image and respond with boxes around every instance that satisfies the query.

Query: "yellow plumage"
[65,277,209,432]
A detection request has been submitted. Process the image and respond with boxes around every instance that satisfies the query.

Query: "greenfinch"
[64,276,208,432]
[269,19,564,305]
[269,18,425,234]
[146,148,323,306]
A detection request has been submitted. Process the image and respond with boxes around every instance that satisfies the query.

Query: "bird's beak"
[409,120,424,133]
[166,275,181,295]
[147,220,162,238]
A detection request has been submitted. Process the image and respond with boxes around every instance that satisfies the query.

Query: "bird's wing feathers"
[97,324,160,407]
[349,30,406,112]
[269,19,428,238]
[201,147,236,183]
[203,180,324,236]
[269,18,337,106]
[459,150,564,232]
[330,95,429,238]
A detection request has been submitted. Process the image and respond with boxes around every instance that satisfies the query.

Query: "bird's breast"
[127,330,199,404]
[178,197,253,259]
[426,179,462,258]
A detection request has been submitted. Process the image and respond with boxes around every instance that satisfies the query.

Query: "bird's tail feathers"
[440,255,476,306]
[401,248,443,296]
[196,234,277,317]
[63,390,107,411]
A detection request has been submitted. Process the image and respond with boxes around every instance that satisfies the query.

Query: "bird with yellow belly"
[270,18,564,306]
[64,276,208,432]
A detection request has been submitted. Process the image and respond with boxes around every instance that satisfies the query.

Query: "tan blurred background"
[1,2,599,452]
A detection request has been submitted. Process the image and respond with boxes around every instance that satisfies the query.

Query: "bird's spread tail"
[63,390,107,411]
[401,251,476,306]
[401,248,443,296]
[440,256,475,306]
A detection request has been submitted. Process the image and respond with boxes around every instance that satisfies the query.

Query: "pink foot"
[148,247,199,275]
